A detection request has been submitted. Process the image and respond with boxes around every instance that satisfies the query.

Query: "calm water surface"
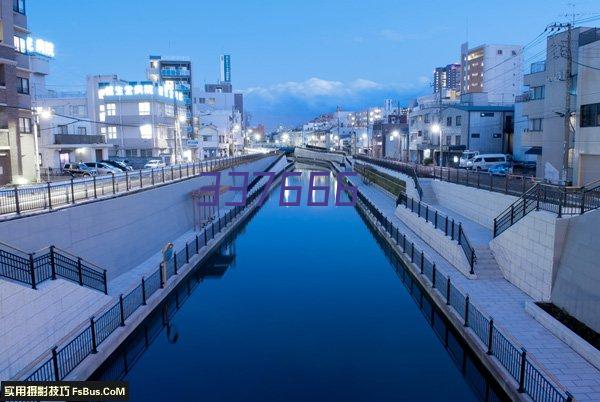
[92,169,507,402]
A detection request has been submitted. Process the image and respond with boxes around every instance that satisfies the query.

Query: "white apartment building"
[460,42,523,105]
[519,27,600,185]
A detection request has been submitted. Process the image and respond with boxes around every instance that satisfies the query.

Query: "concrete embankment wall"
[294,147,345,164]
[0,156,275,280]
[429,180,517,230]
[490,211,568,301]
[359,162,420,200]
[551,208,600,333]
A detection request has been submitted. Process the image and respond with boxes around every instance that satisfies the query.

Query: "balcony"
[521,130,543,147]
[161,68,190,77]
[530,61,546,74]
[54,134,106,145]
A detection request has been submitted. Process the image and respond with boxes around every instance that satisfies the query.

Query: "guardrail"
[354,155,423,198]
[0,242,107,293]
[354,163,406,198]
[246,153,285,193]
[0,153,274,218]
[329,163,572,402]
[23,165,289,382]
[493,180,600,237]
[397,194,475,273]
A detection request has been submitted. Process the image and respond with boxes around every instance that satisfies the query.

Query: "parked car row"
[62,159,170,177]
[455,151,537,176]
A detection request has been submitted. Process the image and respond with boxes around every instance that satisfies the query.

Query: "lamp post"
[431,123,442,166]
[32,107,53,182]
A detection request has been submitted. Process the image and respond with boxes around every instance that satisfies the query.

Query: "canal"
[91,169,509,402]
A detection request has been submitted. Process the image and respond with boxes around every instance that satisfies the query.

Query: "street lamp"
[431,123,442,166]
[33,107,53,182]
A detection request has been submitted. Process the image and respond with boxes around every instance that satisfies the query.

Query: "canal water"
[92,169,508,402]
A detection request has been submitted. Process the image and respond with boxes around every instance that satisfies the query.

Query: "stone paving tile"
[344,172,600,401]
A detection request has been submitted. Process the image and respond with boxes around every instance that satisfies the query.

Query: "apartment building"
[0,0,34,184]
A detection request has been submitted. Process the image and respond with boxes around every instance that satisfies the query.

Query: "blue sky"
[28,0,596,129]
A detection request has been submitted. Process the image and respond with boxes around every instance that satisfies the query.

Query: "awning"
[525,146,542,155]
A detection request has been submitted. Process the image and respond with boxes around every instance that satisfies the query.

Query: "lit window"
[106,103,116,116]
[107,126,117,139]
[17,77,29,94]
[13,36,26,53]
[99,105,105,122]
[18,117,31,133]
[13,0,26,14]
[165,104,174,117]
[140,124,152,139]
[139,102,151,116]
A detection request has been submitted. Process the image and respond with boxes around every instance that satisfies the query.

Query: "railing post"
[51,346,60,380]
[139,170,143,188]
[159,263,165,288]
[70,178,75,204]
[119,294,125,326]
[450,219,455,240]
[151,168,155,186]
[93,175,97,198]
[141,277,147,305]
[162,167,165,183]
[49,245,56,280]
[464,295,470,327]
[566,392,574,402]
[47,182,53,209]
[14,187,21,214]
[29,253,36,289]
[90,316,98,354]
[493,218,497,237]
[487,318,494,355]
[420,252,424,274]
[195,235,199,253]
[446,278,451,305]
[434,210,438,228]
[77,257,83,285]
[111,173,116,194]
[185,243,189,264]
[510,205,514,225]
[103,270,108,294]
[174,252,178,275]
[580,191,586,215]
[125,171,130,191]
[518,348,527,393]
[432,264,436,287]
[444,216,448,235]
[458,223,462,245]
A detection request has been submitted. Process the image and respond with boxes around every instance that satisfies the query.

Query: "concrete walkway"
[344,167,600,401]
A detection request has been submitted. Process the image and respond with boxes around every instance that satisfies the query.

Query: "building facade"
[433,63,461,95]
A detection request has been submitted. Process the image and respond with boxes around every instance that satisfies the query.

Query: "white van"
[459,151,479,168]
[468,154,511,171]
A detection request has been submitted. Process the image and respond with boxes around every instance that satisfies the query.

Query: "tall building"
[0,0,34,184]
[148,56,193,138]
[518,27,600,185]
[460,42,523,104]
[220,54,231,83]
[433,63,461,94]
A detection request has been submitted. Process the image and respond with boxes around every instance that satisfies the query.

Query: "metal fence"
[354,155,423,198]
[329,162,572,402]
[397,193,475,273]
[0,154,273,217]
[23,164,288,382]
[0,243,107,293]
[354,162,407,197]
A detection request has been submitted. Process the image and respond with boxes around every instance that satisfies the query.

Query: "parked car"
[144,159,166,169]
[488,163,512,176]
[63,162,98,177]
[84,162,122,175]
[467,154,511,171]
[459,151,479,168]
[101,159,133,172]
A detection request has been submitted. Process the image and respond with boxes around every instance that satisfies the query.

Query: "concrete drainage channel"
[17,162,292,382]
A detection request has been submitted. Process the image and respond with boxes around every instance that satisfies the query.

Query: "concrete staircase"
[473,244,504,279]
[419,178,438,204]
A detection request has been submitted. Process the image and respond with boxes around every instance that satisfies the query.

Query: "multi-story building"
[92,75,186,165]
[148,56,193,139]
[408,93,513,164]
[433,63,461,95]
[518,27,600,185]
[0,0,35,184]
[460,42,523,104]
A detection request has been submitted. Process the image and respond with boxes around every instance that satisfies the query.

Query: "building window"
[531,86,545,100]
[471,133,480,138]
[424,114,430,123]
[58,125,68,134]
[70,105,86,117]
[106,103,116,116]
[446,116,452,126]
[497,49,503,55]
[125,149,137,158]
[13,0,26,14]
[580,103,600,127]
[107,126,117,139]
[18,117,31,133]
[446,135,452,145]
[139,102,151,116]
[140,149,153,158]
[77,126,87,135]
[529,118,543,131]
[493,133,502,139]
[511,50,517,56]
[139,124,152,139]
[99,105,106,122]
[480,112,494,117]
[16,77,29,94]
[454,135,461,145]
[13,36,26,53]
[165,104,174,117]
[456,116,462,126]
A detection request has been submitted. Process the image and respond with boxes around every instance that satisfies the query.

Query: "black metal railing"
[0,242,107,293]
[354,162,407,198]
[493,180,600,237]
[0,153,275,218]
[397,194,476,273]
[23,164,289,383]
[330,165,572,402]
[247,153,285,193]
[354,155,423,198]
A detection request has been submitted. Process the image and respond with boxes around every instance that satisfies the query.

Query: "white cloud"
[379,29,420,43]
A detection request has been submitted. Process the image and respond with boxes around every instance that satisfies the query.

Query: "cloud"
[379,29,420,43]
[242,77,428,129]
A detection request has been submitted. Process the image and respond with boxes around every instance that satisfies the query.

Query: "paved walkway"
[344,165,600,401]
